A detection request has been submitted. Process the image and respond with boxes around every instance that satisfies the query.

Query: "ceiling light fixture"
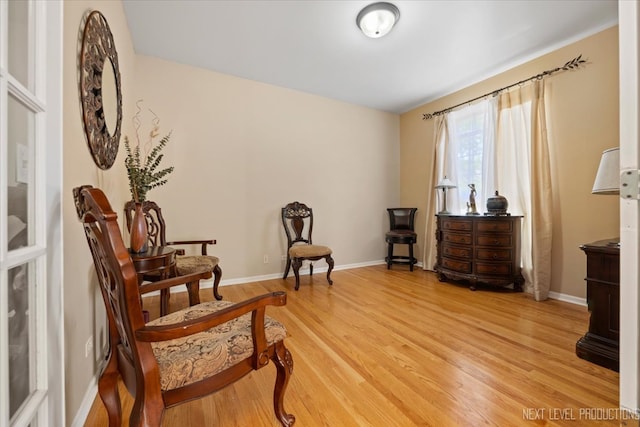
[356,2,400,38]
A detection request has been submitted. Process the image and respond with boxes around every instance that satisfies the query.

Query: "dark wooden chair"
[74,185,295,426]
[124,200,223,305]
[281,201,334,290]
[385,208,418,271]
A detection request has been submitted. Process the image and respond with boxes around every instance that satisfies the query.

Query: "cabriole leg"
[272,342,295,426]
[97,355,121,427]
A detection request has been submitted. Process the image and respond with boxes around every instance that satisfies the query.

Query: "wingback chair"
[124,200,223,305]
[281,201,334,290]
[75,186,295,426]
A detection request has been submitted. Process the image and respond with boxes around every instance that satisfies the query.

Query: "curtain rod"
[421,54,587,120]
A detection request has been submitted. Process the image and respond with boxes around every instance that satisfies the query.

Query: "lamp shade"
[435,177,456,189]
[592,147,619,194]
[356,2,400,38]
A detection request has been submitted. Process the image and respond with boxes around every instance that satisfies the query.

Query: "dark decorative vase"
[486,191,509,215]
[129,202,148,253]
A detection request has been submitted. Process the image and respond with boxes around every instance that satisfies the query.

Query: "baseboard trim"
[548,291,586,307]
[71,375,98,427]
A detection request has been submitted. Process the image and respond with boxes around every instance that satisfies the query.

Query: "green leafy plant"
[124,102,174,202]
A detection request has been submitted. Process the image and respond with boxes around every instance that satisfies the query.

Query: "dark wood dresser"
[435,214,524,291]
[576,239,619,371]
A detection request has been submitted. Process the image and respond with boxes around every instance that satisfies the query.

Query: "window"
[446,100,490,213]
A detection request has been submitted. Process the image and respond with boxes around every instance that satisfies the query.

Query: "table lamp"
[435,176,456,214]
[592,147,619,194]
[592,147,619,246]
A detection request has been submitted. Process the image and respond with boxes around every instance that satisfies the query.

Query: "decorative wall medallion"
[79,10,122,170]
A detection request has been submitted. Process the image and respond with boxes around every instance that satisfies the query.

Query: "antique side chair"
[281,201,334,290]
[75,185,295,426]
[124,200,223,304]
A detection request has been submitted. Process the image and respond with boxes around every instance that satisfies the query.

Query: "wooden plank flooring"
[83,265,620,426]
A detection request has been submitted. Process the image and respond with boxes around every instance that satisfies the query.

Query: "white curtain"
[424,80,552,300]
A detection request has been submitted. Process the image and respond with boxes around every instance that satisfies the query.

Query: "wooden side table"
[130,246,176,316]
[576,239,619,371]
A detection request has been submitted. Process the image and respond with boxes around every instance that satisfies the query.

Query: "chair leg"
[160,289,169,316]
[130,394,164,427]
[212,264,223,300]
[309,262,313,277]
[326,255,334,285]
[283,255,291,279]
[272,341,295,427]
[98,354,122,427]
[292,258,302,290]
[409,243,414,272]
[387,242,393,269]
[186,281,200,306]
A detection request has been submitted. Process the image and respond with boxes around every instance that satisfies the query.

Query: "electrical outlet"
[85,336,93,358]
[281,255,286,261]
[263,255,269,264]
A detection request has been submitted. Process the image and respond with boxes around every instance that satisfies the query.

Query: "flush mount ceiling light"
[356,2,400,38]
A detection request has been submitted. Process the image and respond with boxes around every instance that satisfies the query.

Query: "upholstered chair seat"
[149,300,287,390]
[288,245,332,259]
[175,255,220,276]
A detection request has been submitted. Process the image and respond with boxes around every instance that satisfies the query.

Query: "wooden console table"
[576,239,619,371]
[130,246,176,316]
[435,214,524,291]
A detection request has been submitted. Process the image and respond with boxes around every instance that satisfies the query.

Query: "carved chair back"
[74,186,148,373]
[124,200,168,247]
[281,201,315,247]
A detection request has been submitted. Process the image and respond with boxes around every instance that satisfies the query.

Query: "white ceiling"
[122,0,618,114]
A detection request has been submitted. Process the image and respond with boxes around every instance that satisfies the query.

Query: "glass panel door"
[1,1,57,425]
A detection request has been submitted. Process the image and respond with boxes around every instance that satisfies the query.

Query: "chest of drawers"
[575,239,619,371]
[435,215,524,291]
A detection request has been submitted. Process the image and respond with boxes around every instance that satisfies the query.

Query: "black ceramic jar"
[486,191,509,215]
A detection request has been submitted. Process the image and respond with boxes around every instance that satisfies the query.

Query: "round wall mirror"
[101,57,118,134]
[79,10,122,170]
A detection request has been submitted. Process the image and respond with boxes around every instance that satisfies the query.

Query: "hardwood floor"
[83,265,620,426]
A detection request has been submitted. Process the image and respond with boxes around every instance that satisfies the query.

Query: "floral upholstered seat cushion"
[175,255,219,275]
[289,244,332,258]
[148,300,287,391]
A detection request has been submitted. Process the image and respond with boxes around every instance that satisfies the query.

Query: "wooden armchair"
[124,200,223,302]
[74,186,295,426]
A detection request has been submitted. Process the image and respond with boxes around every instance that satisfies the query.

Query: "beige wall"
[63,1,136,423]
[62,2,399,423]
[400,26,619,299]
[133,55,399,280]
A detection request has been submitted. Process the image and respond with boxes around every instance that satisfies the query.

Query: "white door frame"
[618,0,640,416]
[43,1,65,425]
